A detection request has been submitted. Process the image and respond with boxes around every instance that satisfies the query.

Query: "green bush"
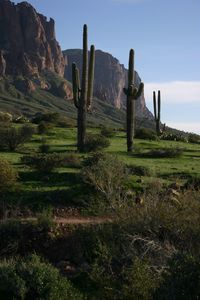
[127,164,153,176]
[37,121,53,134]
[140,148,183,158]
[21,153,64,173]
[161,132,187,142]
[135,128,157,140]
[61,152,81,168]
[0,125,34,151]
[0,255,83,300]
[184,176,200,191]
[33,112,60,124]
[100,126,115,138]
[84,134,110,152]
[0,159,18,192]
[188,133,200,144]
[39,143,50,153]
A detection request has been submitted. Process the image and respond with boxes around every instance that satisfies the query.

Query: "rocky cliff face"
[0,0,65,78]
[64,49,152,119]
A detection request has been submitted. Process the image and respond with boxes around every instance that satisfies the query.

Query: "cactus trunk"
[72,25,95,152]
[124,49,144,152]
[153,90,161,136]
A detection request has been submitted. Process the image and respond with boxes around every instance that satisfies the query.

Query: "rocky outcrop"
[0,0,65,78]
[64,49,152,119]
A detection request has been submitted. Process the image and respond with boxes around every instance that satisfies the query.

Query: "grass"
[0,125,200,211]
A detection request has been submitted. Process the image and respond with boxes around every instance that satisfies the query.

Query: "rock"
[64,49,153,119]
[0,0,65,77]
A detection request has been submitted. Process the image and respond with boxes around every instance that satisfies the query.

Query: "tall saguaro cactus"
[72,24,95,152]
[153,90,161,136]
[123,49,144,152]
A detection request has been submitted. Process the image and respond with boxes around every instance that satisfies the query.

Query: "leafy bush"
[127,164,153,176]
[0,255,83,300]
[140,148,183,158]
[39,143,50,153]
[135,128,157,140]
[0,126,34,151]
[0,159,18,192]
[84,134,110,152]
[184,176,200,191]
[21,153,64,173]
[82,153,127,208]
[161,132,187,142]
[100,126,115,138]
[37,121,53,134]
[155,253,200,299]
[61,152,81,168]
[32,112,60,124]
[188,133,200,144]
[0,111,12,122]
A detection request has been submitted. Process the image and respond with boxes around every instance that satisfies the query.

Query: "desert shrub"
[0,159,18,192]
[188,133,200,144]
[37,121,53,134]
[82,153,127,208]
[84,134,110,152]
[61,152,81,168]
[155,253,200,299]
[14,115,30,124]
[39,143,50,153]
[100,126,115,138]
[127,164,153,176]
[0,126,34,151]
[184,176,200,191]
[0,111,12,122]
[161,132,187,142]
[32,112,60,124]
[21,153,64,173]
[141,148,183,158]
[0,255,83,300]
[135,128,157,140]
[57,116,76,128]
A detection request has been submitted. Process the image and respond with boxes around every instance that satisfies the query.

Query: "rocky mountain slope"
[64,49,153,119]
[0,0,71,97]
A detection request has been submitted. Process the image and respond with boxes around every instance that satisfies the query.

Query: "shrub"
[127,164,153,176]
[0,255,83,300]
[37,121,53,134]
[0,125,34,151]
[188,133,200,144]
[84,134,110,152]
[21,153,64,173]
[0,159,18,192]
[61,152,81,168]
[140,148,183,158]
[161,132,187,142]
[0,111,12,122]
[184,176,200,191]
[32,112,60,124]
[39,143,50,153]
[135,128,157,140]
[14,116,30,124]
[100,126,115,138]
[82,153,127,207]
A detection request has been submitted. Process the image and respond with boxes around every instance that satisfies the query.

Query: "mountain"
[0,0,71,97]
[63,49,153,119]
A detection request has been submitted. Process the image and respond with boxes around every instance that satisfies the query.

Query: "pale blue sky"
[14,0,200,133]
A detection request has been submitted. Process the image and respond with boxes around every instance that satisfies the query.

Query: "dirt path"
[9,216,113,225]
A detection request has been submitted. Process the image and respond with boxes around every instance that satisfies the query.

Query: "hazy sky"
[14,0,200,133]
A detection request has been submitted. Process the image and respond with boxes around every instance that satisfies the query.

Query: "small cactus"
[72,25,95,152]
[123,49,144,152]
[153,90,161,136]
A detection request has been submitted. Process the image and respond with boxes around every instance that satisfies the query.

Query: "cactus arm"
[153,91,157,121]
[72,63,79,108]
[128,49,134,85]
[158,90,161,122]
[81,24,88,109]
[135,82,144,99]
[87,45,95,110]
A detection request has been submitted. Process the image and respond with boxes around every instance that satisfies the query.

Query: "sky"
[14,0,200,134]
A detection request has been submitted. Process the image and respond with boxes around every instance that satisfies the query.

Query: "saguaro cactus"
[123,49,144,152]
[153,90,161,136]
[72,24,95,152]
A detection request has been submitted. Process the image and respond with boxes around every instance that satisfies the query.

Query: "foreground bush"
[0,125,34,151]
[135,128,157,140]
[0,159,18,192]
[84,134,110,152]
[0,254,83,300]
